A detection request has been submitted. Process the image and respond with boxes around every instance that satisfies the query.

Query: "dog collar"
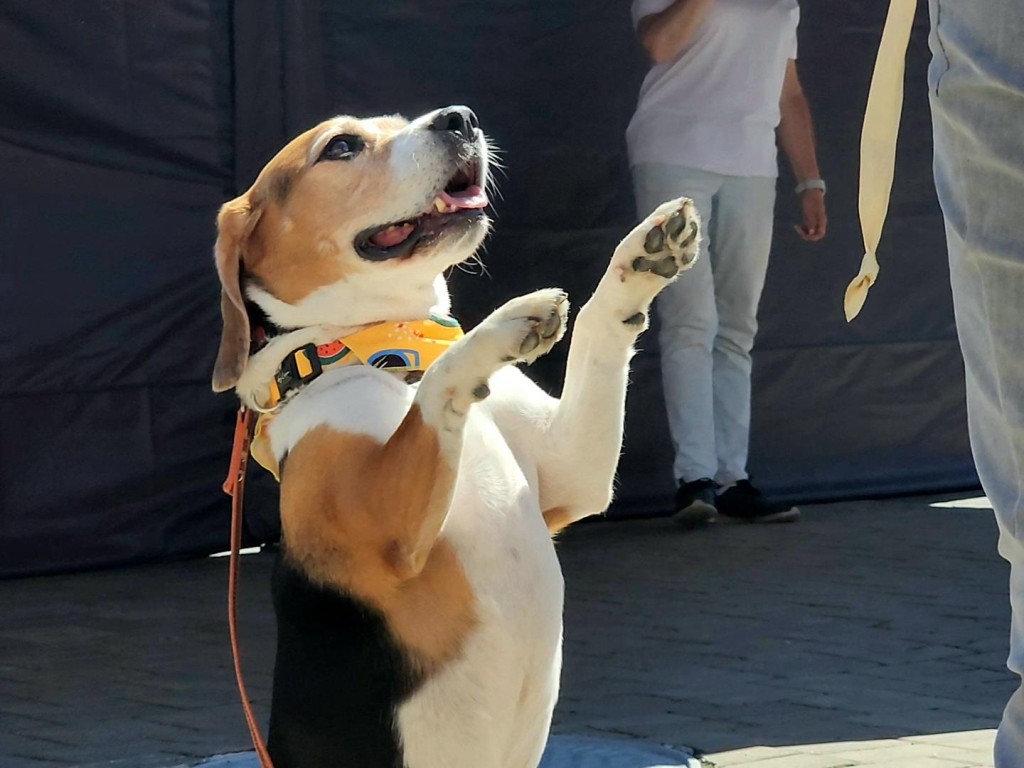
[250,314,464,480]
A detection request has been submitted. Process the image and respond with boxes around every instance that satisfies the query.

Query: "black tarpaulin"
[0,1,976,577]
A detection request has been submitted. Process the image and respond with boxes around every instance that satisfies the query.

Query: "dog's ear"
[212,195,262,393]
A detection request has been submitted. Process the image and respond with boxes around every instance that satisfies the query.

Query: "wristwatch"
[795,179,827,195]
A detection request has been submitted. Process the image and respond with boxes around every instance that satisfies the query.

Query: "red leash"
[223,406,275,768]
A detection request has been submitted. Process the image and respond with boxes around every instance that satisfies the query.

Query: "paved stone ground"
[0,495,1014,767]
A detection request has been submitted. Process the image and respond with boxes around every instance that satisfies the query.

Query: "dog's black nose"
[429,106,478,141]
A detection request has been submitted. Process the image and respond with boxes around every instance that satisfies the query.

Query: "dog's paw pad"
[536,307,564,340]
[664,208,691,241]
[631,254,681,279]
[643,225,666,255]
[627,198,701,280]
[519,330,542,356]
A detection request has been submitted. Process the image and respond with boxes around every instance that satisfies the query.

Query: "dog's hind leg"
[537,198,700,533]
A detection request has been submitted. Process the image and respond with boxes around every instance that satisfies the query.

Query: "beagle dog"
[212,105,699,768]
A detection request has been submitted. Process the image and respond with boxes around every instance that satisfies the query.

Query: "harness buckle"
[273,343,323,404]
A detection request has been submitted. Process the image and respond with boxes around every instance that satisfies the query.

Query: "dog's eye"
[319,134,364,162]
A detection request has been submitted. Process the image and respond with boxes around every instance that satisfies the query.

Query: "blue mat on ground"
[195,735,699,767]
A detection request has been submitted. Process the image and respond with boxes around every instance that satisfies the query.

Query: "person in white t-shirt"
[628,0,826,525]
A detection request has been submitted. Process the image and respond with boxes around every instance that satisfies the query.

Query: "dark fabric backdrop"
[0,1,975,577]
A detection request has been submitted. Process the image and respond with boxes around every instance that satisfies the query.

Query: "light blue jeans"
[632,164,777,485]
[929,3,1024,764]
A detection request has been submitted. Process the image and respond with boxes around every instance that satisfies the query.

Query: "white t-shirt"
[627,0,800,178]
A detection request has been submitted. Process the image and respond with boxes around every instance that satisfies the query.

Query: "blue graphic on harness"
[368,349,421,369]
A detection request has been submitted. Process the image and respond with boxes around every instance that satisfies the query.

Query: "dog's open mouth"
[355,159,488,261]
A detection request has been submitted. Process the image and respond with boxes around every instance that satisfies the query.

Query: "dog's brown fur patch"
[214,115,417,316]
[543,505,575,535]
[244,198,352,305]
[239,116,411,305]
[279,410,477,672]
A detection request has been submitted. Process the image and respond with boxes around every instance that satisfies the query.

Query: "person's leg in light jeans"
[929,3,1024,764]
[631,163,776,485]
[633,163,719,482]
[706,174,776,485]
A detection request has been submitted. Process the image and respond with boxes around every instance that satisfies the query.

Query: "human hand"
[794,189,827,241]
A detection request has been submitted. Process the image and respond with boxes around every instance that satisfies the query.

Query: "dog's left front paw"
[621,198,700,281]
[591,198,700,332]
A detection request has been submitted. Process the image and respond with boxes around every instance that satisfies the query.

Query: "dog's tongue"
[370,186,488,248]
[370,222,416,248]
[440,185,488,209]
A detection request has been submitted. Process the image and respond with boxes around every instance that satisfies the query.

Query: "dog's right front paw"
[416,289,569,430]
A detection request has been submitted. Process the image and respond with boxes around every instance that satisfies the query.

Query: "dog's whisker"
[469,247,492,278]
[462,253,493,278]
[485,175,505,202]
[484,144,506,171]
[487,166,508,187]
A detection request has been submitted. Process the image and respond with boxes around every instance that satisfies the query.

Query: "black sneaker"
[716,480,800,523]
[672,478,718,528]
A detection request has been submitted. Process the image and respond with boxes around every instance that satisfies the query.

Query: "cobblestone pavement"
[0,495,1013,767]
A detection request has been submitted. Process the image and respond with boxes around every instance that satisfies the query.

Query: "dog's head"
[212,106,491,392]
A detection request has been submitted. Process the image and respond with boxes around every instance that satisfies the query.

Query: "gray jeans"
[929,2,1024,764]
[632,163,776,485]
